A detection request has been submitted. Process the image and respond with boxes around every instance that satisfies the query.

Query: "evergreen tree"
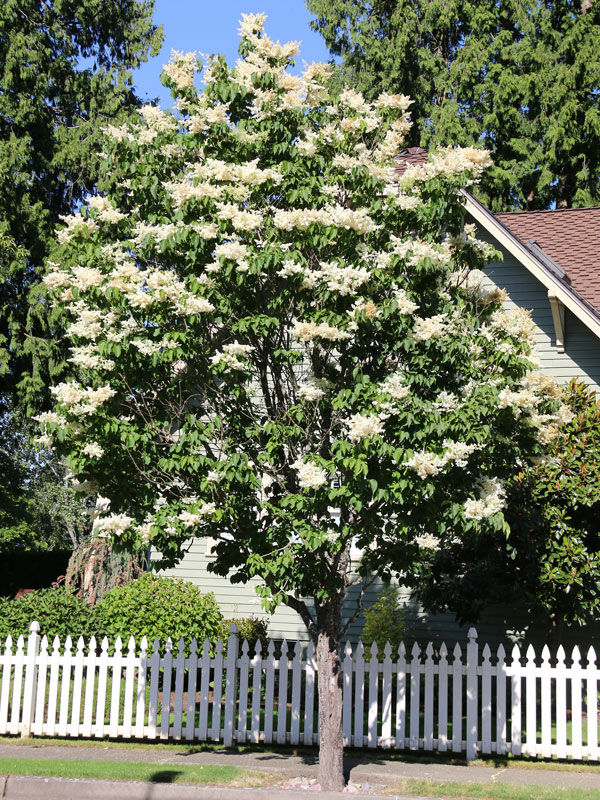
[306,0,600,211]
[0,0,163,415]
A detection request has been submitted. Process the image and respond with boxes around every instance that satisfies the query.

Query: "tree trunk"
[315,598,345,792]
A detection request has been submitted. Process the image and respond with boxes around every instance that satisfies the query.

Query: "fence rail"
[1,623,598,760]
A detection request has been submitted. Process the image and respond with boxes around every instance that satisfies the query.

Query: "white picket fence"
[1,623,598,760]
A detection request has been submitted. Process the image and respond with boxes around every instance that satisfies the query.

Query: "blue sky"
[133,1,333,108]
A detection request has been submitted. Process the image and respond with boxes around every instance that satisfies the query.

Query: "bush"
[94,573,223,650]
[360,586,408,658]
[218,616,269,654]
[0,588,97,644]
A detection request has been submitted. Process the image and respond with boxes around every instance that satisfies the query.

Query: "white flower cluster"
[50,382,116,415]
[238,12,300,63]
[57,213,98,244]
[216,202,263,232]
[298,378,328,401]
[163,49,197,90]
[70,344,114,371]
[391,236,453,268]
[210,342,253,371]
[273,204,377,235]
[82,442,104,458]
[393,288,419,315]
[87,195,126,224]
[292,321,351,343]
[304,260,370,296]
[346,413,385,443]
[412,314,448,342]
[498,387,542,417]
[434,391,459,412]
[406,440,482,478]
[414,533,441,551]
[464,477,505,520]
[95,513,135,538]
[489,307,536,343]
[34,411,68,429]
[379,373,409,401]
[292,457,328,490]
[178,502,217,527]
[399,147,492,187]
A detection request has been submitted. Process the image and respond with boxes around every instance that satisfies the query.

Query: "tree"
[0,0,163,415]
[39,15,570,789]
[305,0,600,211]
[414,379,600,635]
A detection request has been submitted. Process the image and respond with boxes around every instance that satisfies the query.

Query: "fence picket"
[135,637,148,739]
[172,638,186,740]
[9,635,25,735]
[409,642,421,750]
[69,636,85,736]
[56,635,72,738]
[437,643,448,752]
[303,641,315,746]
[237,639,250,744]
[423,643,434,751]
[224,625,239,747]
[160,638,173,740]
[184,638,198,742]
[264,640,276,744]
[109,637,123,739]
[290,641,302,746]
[122,637,137,739]
[250,640,262,744]
[94,637,109,738]
[510,644,522,757]
[276,640,289,745]
[451,643,462,753]
[466,629,478,761]
[395,642,406,749]
[586,646,598,760]
[147,638,161,740]
[81,637,97,738]
[197,638,211,741]
[381,642,393,749]
[342,642,353,747]
[0,636,13,734]
[368,643,379,748]
[495,644,507,755]
[524,644,537,757]
[21,623,40,737]
[354,641,365,748]
[33,635,49,736]
[481,644,492,755]
[571,646,583,760]
[540,645,551,758]
[211,638,224,742]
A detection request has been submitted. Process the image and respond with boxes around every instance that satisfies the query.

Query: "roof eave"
[462,191,600,340]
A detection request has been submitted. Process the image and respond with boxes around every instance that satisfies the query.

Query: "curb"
[0,775,401,800]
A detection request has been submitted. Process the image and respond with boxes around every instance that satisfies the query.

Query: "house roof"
[495,208,600,313]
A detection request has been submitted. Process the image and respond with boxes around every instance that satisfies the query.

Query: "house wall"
[157,231,600,652]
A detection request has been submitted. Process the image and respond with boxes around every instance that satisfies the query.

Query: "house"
[157,148,600,648]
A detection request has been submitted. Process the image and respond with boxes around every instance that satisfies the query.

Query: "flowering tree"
[39,14,571,790]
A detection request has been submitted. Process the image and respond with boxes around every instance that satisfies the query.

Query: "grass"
[385,779,600,800]
[0,756,274,787]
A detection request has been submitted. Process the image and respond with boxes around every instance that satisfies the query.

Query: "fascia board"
[463,192,600,341]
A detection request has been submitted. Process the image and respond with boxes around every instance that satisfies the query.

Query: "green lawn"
[0,756,274,786]
[386,779,600,800]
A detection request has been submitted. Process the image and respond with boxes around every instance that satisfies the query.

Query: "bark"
[315,596,346,792]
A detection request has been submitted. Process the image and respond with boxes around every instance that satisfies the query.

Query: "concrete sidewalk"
[0,740,599,795]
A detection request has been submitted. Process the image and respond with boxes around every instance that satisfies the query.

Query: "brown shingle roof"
[494,208,600,313]
[394,147,429,176]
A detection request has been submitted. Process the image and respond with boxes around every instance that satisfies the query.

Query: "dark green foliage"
[415,380,600,630]
[0,0,163,415]
[360,585,408,658]
[0,588,97,643]
[306,0,600,210]
[94,573,224,649]
[218,616,269,654]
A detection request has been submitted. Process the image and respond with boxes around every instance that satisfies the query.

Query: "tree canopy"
[38,14,572,788]
[306,0,600,211]
[0,0,163,416]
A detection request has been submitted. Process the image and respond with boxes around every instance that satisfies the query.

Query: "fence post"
[466,627,478,761]
[223,623,239,746]
[20,621,40,738]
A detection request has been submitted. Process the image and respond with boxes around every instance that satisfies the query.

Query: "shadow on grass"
[148,769,183,783]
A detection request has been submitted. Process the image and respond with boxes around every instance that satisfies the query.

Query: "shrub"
[360,586,408,658]
[218,616,269,654]
[94,573,223,650]
[0,588,97,643]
